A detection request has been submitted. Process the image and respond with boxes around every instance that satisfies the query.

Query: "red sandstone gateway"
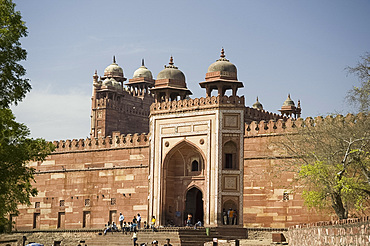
[14,50,324,234]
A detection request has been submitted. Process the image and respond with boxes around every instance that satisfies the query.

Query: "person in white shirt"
[119,212,124,230]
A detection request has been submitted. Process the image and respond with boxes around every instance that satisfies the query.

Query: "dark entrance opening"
[184,187,203,225]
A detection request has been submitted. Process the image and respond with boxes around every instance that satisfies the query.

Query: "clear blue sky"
[11,0,370,141]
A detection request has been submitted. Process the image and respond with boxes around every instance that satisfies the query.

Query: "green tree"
[0,0,54,232]
[346,52,370,113]
[0,109,54,232]
[278,114,370,220]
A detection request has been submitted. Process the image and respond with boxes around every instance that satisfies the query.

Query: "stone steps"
[4,227,251,246]
[85,230,181,246]
[84,228,218,246]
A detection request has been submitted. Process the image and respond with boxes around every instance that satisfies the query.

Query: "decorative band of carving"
[245,114,360,136]
[52,133,150,153]
[150,95,245,114]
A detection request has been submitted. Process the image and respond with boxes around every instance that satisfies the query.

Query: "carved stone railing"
[52,133,149,153]
[244,114,359,136]
[150,95,245,115]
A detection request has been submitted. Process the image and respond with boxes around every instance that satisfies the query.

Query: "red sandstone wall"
[243,119,329,228]
[14,135,150,231]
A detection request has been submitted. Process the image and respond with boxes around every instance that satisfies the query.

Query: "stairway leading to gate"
[83,227,247,246]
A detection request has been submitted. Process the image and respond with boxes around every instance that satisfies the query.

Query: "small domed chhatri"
[252,97,263,110]
[156,56,186,83]
[207,48,237,77]
[127,59,155,95]
[200,48,243,97]
[103,56,126,82]
[282,94,295,107]
[133,59,153,79]
[279,94,301,119]
[151,56,191,102]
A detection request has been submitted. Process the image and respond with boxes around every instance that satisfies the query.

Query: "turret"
[199,48,244,97]
[151,56,192,102]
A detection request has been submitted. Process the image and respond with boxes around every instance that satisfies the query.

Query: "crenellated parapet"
[245,106,287,123]
[52,133,150,153]
[95,96,150,116]
[150,95,245,115]
[244,114,358,136]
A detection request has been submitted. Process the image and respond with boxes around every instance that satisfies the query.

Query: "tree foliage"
[0,108,55,232]
[0,0,31,108]
[346,52,370,113]
[278,114,370,220]
[0,0,54,232]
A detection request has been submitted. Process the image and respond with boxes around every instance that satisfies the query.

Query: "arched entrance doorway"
[162,141,205,226]
[185,187,204,225]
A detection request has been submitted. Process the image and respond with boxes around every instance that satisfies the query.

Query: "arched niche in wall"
[223,141,238,170]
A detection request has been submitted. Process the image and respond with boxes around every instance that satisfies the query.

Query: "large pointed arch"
[160,140,206,226]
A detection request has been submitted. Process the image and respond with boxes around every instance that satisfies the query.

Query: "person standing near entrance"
[227,208,233,225]
[137,213,141,229]
[186,214,192,226]
[119,212,124,230]
[151,216,156,232]
[222,209,227,225]
[232,209,237,225]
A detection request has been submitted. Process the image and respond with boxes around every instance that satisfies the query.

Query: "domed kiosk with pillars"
[150,56,192,102]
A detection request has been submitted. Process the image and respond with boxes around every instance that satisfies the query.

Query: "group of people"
[222,208,237,225]
[103,213,163,245]
[119,213,143,231]
[103,221,119,235]
[104,213,143,235]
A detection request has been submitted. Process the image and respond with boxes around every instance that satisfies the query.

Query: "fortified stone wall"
[92,90,153,136]
[14,134,150,231]
[286,217,370,246]
[243,118,329,228]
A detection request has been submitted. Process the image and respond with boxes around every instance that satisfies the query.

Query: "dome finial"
[256,96,259,102]
[142,58,145,66]
[169,56,174,65]
[93,70,99,80]
[220,48,225,58]
[113,56,116,64]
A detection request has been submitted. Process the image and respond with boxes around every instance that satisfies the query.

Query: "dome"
[104,56,124,78]
[102,77,121,91]
[102,77,113,87]
[133,59,153,79]
[111,78,121,90]
[252,97,263,110]
[207,48,237,74]
[283,94,295,106]
[157,56,185,82]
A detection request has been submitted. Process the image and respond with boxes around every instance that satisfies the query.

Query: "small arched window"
[191,160,199,171]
